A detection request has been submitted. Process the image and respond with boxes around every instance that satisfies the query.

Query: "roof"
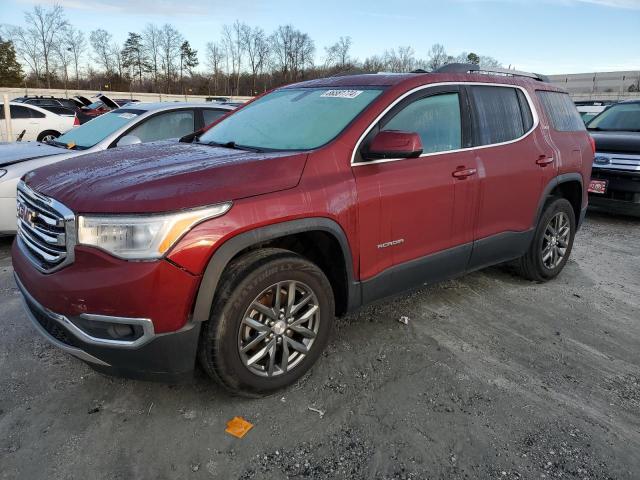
[118,102,236,112]
[283,71,560,92]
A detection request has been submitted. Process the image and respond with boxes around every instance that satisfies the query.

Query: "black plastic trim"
[192,218,359,322]
[534,173,584,226]
[467,229,534,272]
[360,243,472,304]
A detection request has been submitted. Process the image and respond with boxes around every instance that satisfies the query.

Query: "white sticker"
[118,113,137,119]
[320,89,363,99]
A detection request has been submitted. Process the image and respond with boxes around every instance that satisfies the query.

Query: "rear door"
[467,84,556,269]
[10,105,39,141]
[352,85,479,301]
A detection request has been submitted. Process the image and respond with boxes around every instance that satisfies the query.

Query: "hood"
[74,95,92,106]
[0,141,67,168]
[24,141,308,214]
[97,94,120,109]
[590,131,640,154]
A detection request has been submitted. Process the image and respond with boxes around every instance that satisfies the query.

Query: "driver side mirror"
[364,130,423,160]
[117,135,142,147]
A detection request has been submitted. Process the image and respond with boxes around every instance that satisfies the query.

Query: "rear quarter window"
[536,91,585,132]
[470,86,532,146]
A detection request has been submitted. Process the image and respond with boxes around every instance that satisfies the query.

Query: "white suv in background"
[0,102,78,143]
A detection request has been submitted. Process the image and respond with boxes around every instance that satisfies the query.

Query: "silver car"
[0,102,235,233]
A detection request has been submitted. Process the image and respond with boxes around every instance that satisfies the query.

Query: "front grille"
[16,181,75,273]
[23,293,81,348]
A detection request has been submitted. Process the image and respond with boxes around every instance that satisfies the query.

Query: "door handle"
[536,155,554,166]
[452,167,477,179]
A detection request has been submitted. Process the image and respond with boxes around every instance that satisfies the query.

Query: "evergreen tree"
[0,38,24,87]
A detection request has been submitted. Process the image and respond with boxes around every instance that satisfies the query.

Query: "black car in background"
[587,100,640,216]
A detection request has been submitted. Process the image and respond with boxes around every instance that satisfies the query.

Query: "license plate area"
[588,179,607,194]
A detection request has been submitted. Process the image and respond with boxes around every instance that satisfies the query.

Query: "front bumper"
[15,272,201,381]
[589,168,640,216]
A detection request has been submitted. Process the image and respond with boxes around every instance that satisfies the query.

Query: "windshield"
[199,87,383,151]
[587,103,640,132]
[54,109,143,149]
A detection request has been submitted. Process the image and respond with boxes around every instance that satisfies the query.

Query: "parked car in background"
[0,102,78,143]
[80,94,138,119]
[587,100,640,215]
[575,100,614,124]
[0,102,235,233]
[11,66,593,395]
[13,95,86,110]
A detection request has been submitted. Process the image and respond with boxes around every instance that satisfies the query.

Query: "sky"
[3,0,640,74]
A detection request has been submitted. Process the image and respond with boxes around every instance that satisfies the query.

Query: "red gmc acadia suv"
[13,64,594,395]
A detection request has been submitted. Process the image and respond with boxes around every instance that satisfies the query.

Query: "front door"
[352,85,479,302]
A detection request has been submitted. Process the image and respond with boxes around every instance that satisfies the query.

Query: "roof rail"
[433,63,550,83]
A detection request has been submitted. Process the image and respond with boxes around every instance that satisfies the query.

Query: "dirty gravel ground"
[1,211,639,479]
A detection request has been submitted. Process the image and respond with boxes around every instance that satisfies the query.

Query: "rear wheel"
[198,248,335,396]
[517,197,576,282]
[37,130,60,143]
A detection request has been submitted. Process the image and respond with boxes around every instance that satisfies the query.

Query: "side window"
[536,91,585,132]
[516,90,534,132]
[128,110,195,143]
[9,105,33,119]
[203,109,228,126]
[381,92,462,154]
[471,86,528,146]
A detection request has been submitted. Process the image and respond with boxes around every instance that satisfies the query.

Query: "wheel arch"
[191,218,360,323]
[535,173,584,228]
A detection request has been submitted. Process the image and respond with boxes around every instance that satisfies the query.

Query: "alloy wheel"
[238,281,320,377]
[541,211,571,269]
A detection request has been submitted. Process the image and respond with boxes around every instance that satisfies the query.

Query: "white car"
[0,102,78,143]
[0,102,235,233]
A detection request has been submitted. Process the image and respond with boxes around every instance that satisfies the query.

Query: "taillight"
[588,135,596,154]
[73,114,80,126]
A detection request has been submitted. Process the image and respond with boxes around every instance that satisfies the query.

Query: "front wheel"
[517,197,576,282]
[198,248,335,396]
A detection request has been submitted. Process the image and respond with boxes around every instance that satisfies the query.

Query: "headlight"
[77,202,232,259]
[0,169,6,179]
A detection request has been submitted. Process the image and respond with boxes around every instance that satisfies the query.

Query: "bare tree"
[426,43,449,71]
[222,21,244,95]
[66,27,85,88]
[362,54,386,73]
[205,41,225,95]
[158,23,183,93]
[143,24,161,89]
[271,25,315,83]
[54,28,74,92]
[325,36,352,69]
[384,46,415,73]
[111,41,125,81]
[242,25,269,95]
[23,3,68,88]
[90,29,115,75]
[3,25,42,84]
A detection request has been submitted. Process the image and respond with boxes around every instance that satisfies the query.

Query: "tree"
[466,52,480,65]
[426,43,449,71]
[66,27,85,88]
[362,55,386,73]
[242,25,269,94]
[179,40,198,89]
[143,24,161,89]
[122,32,149,87]
[23,3,68,88]
[0,38,23,87]
[478,55,502,68]
[54,28,73,92]
[325,36,352,70]
[90,29,115,75]
[222,21,244,95]
[271,25,315,83]
[3,25,41,84]
[205,41,225,95]
[384,46,415,72]
[158,23,183,93]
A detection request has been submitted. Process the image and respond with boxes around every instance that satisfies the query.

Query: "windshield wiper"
[206,140,264,153]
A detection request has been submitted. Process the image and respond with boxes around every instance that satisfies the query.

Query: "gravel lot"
[1,212,639,479]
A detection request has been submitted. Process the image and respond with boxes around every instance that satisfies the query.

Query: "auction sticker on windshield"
[118,113,138,119]
[320,90,363,99]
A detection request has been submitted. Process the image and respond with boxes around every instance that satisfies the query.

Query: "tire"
[37,130,60,143]
[198,248,335,396]
[517,197,576,282]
